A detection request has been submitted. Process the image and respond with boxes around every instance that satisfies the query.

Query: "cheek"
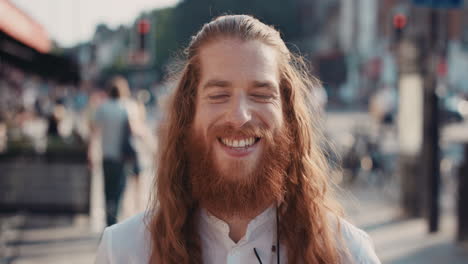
[192,106,217,140]
[276,107,285,129]
[192,116,206,142]
[194,98,227,130]
[276,100,286,129]
[192,99,207,133]
[259,103,284,130]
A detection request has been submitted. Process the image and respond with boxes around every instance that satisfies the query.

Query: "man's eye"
[208,94,229,100]
[252,94,274,100]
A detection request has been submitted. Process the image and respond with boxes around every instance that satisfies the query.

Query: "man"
[95,15,381,263]
[89,76,136,226]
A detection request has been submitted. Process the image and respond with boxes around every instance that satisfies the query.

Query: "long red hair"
[146,14,344,263]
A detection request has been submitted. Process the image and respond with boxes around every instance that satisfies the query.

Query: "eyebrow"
[201,79,279,91]
[202,79,231,90]
[252,80,279,91]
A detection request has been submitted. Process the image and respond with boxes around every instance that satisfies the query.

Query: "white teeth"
[221,137,257,148]
[239,139,246,147]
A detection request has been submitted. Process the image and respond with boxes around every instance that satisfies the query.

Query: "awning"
[0,0,51,53]
[0,0,79,83]
[0,30,80,83]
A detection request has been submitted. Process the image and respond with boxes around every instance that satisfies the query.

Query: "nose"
[225,94,252,128]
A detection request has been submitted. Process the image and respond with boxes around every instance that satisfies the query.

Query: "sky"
[10,0,180,47]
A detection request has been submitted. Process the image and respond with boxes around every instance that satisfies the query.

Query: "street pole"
[458,144,468,242]
[397,10,424,219]
[422,9,440,233]
[412,0,463,236]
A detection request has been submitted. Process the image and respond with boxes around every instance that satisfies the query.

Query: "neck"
[207,203,272,243]
[225,217,250,243]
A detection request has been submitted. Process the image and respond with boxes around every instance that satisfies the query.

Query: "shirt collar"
[199,205,276,245]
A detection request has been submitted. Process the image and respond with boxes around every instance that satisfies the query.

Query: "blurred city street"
[343,184,468,264]
[2,0,468,263]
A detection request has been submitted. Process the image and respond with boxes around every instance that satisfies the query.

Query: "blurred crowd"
[0,63,158,157]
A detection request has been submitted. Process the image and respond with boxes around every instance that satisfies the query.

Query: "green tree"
[152,7,178,72]
[152,0,303,77]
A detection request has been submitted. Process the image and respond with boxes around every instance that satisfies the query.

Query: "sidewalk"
[342,185,468,264]
[0,214,99,264]
[0,159,150,264]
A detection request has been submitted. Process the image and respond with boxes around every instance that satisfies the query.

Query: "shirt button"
[227,252,239,264]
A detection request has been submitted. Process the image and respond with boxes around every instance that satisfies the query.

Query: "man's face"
[192,38,284,181]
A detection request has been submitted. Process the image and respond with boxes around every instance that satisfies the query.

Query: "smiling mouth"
[218,137,261,148]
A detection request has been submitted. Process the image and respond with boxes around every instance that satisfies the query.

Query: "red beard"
[186,122,292,219]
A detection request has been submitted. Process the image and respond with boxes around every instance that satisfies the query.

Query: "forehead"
[197,38,279,86]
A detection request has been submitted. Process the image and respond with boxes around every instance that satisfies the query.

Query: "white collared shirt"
[199,205,283,263]
[95,207,381,264]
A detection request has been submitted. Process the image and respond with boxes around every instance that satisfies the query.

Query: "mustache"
[208,122,271,139]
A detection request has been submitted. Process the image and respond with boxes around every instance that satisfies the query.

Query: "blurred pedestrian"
[121,90,155,214]
[47,99,66,137]
[95,15,380,263]
[369,84,397,140]
[89,76,137,226]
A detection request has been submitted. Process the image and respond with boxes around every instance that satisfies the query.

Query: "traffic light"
[137,19,150,51]
[393,13,407,42]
